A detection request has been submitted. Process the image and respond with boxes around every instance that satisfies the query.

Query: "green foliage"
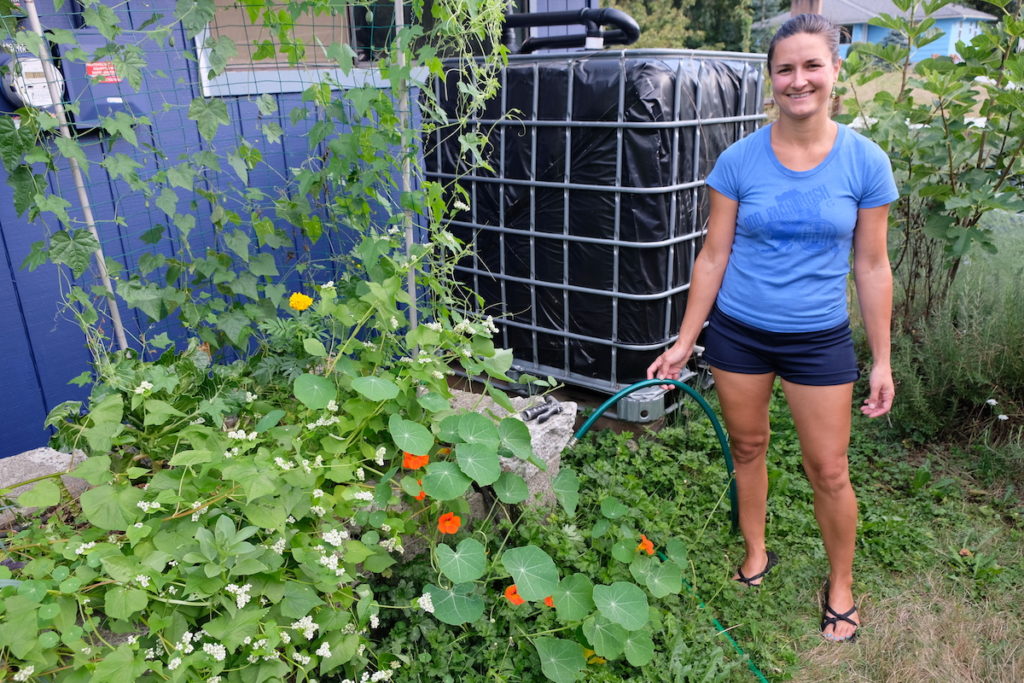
[839,1,1024,326]
[604,0,702,49]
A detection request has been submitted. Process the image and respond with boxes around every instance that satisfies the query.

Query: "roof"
[755,0,997,28]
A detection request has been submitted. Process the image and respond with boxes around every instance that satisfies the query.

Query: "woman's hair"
[767,13,841,68]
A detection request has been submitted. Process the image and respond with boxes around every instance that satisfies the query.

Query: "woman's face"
[769,32,841,122]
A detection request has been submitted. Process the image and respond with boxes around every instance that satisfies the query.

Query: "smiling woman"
[648,12,898,646]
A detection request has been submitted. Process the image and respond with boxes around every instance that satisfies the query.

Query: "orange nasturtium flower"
[543,596,555,608]
[637,534,655,555]
[403,451,430,470]
[415,480,427,501]
[504,584,525,606]
[437,512,461,534]
[288,292,313,311]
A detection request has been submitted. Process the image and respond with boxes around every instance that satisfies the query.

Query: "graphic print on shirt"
[741,184,842,257]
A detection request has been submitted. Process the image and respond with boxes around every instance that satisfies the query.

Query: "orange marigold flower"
[288,292,313,311]
[543,596,555,608]
[403,451,430,470]
[437,512,461,534]
[415,480,427,501]
[637,534,654,555]
[504,584,525,606]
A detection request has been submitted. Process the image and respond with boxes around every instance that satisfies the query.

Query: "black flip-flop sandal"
[820,579,860,642]
[734,550,779,587]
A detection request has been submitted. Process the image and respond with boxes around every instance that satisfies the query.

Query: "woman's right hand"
[646,343,693,388]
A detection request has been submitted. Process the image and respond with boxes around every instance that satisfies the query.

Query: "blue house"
[759,0,997,61]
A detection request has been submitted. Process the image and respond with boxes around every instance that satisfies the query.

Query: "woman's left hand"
[860,363,894,418]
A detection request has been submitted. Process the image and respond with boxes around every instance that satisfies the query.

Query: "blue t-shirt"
[705,123,898,332]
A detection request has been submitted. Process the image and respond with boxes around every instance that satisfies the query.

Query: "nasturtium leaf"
[425,583,485,625]
[254,409,285,433]
[665,537,688,567]
[421,462,471,501]
[100,554,138,583]
[533,637,586,683]
[437,414,461,442]
[352,376,399,402]
[501,545,558,601]
[611,539,636,564]
[455,442,501,485]
[17,479,60,508]
[293,373,335,410]
[629,554,656,587]
[593,582,649,631]
[416,391,449,413]
[389,414,433,455]
[582,614,627,660]
[623,630,655,666]
[104,586,148,619]
[492,471,529,504]
[552,467,579,516]
[646,560,682,598]
[552,573,595,622]
[79,484,143,530]
[498,417,533,459]
[599,496,629,520]
[303,337,328,357]
[436,538,487,584]
[458,412,499,447]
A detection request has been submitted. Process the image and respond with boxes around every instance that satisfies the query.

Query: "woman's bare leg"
[711,367,777,585]
[781,379,859,640]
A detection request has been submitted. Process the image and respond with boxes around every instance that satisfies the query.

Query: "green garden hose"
[571,378,770,683]
[571,378,738,532]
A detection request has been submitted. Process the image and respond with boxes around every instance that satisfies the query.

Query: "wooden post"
[791,0,824,14]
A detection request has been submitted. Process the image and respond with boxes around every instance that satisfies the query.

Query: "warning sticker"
[86,62,121,84]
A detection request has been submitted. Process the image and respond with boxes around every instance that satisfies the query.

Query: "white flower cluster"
[374,447,386,466]
[295,653,312,666]
[190,501,208,522]
[431,370,445,380]
[306,415,339,430]
[227,429,258,441]
[137,501,161,513]
[203,642,227,662]
[390,316,400,329]
[224,447,240,458]
[168,657,182,670]
[417,592,435,613]
[225,583,253,609]
[319,552,344,576]
[245,392,257,403]
[75,541,97,555]
[452,199,471,212]
[270,537,287,554]
[312,489,324,499]
[135,574,150,588]
[292,615,318,640]
[208,677,222,683]
[12,665,34,681]
[416,355,435,365]
[134,380,154,395]
[358,670,395,682]
[310,505,326,517]
[355,468,365,481]
[177,630,197,654]
[316,642,332,658]
[322,280,335,290]
[274,457,295,471]
[352,490,374,502]
[322,529,349,547]
[369,614,379,629]
[191,417,206,425]
[380,537,402,554]
[326,399,339,412]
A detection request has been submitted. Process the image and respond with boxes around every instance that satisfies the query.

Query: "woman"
[647,13,897,643]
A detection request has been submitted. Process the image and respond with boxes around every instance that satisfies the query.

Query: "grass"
[563,380,1024,681]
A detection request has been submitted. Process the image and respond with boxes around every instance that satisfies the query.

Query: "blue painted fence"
[0,0,593,458]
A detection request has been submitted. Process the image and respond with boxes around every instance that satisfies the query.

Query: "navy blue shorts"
[702,306,859,386]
